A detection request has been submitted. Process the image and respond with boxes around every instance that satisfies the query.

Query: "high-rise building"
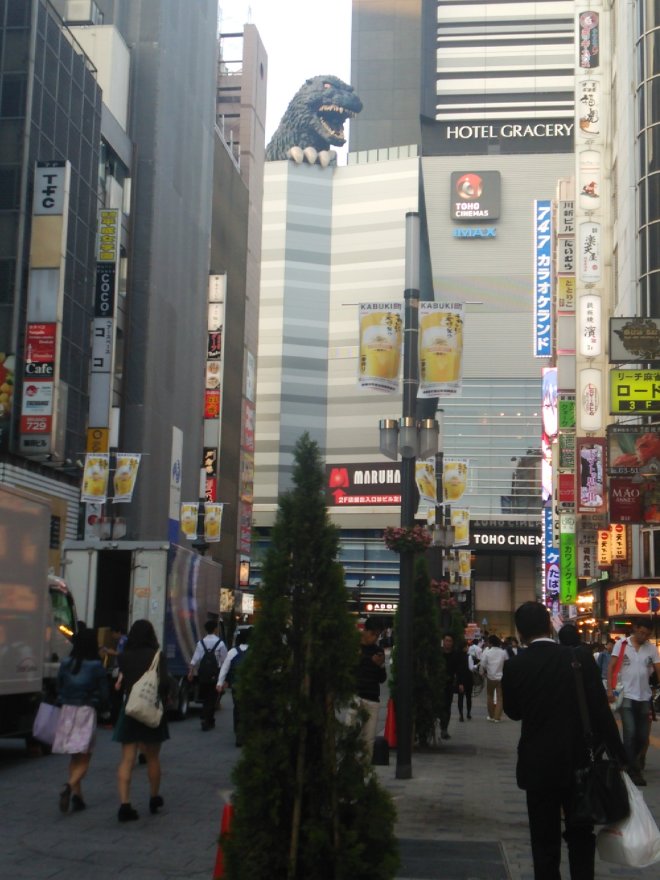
[251,0,591,633]
[0,1,265,629]
[351,0,575,153]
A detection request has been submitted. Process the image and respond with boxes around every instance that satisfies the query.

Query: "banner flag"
[81,453,110,503]
[112,453,141,502]
[180,502,199,540]
[358,303,402,393]
[418,301,464,398]
[204,502,224,543]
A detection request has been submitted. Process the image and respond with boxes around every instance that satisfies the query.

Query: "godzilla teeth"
[319,104,356,118]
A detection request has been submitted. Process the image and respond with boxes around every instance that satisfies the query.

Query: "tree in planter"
[389,556,446,747]
[224,433,398,880]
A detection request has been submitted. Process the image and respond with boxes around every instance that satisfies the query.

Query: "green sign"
[559,515,577,604]
[559,432,575,470]
[558,395,576,430]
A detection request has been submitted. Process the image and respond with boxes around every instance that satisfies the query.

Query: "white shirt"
[611,637,660,702]
[217,644,248,688]
[190,633,227,669]
[468,643,482,664]
[480,646,507,680]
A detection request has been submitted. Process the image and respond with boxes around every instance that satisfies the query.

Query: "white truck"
[0,485,77,740]
[61,540,223,718]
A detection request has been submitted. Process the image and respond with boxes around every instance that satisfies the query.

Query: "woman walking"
[52,628,109,812]
[113,619,169,822]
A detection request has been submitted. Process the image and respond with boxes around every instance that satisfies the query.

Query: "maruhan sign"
[446,123,574,141]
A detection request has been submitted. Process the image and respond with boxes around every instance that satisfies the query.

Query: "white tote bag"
[124,650,163,728]
[597,772,660,868]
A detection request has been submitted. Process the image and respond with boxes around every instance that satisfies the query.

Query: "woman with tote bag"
[112,619,170,822]
[52,628,109,813]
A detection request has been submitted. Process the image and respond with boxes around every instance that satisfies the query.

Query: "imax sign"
[452,227,497,239]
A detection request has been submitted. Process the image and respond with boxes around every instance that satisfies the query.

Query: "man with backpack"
[216,627,251,746]
[188,620,227,731]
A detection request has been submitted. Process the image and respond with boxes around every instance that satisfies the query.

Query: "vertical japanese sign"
[88,208,119,436]
[20,161,71,456]
[533,200,552,357]
[578,294,602,357]
[559,514,577,605]
[576,437,606,514]
[544,507,560,608]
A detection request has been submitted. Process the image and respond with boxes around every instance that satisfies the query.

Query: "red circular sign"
[635,586,650,612]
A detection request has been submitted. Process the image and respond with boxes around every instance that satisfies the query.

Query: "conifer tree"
[224,433,398,880]
[389,556,445,746]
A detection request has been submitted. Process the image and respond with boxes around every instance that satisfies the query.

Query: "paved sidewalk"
[0,687,658,879]
[374,687,660,880]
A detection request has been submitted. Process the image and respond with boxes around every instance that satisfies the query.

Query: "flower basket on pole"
[383,525,432,554]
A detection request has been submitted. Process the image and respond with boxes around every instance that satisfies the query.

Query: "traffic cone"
[212,803,234,879]
[384,698,397,748]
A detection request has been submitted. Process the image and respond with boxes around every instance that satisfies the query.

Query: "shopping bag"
[32,702,61,746]
[597,772,660,868]
[570,758,629,826]
[124,650,163,728]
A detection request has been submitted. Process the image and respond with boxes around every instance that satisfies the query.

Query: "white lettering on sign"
[473,534,543,546]
[446,123,574,141]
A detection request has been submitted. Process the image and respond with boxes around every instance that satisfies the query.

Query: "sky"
[218,1,353,155]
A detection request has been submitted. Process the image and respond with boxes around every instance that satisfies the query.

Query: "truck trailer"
[61,541,223,718]
[0,484,77,739]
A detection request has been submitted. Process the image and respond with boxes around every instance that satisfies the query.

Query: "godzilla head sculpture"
[266,75,363,166]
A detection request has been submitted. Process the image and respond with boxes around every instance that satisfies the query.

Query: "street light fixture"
[377,211,442,780]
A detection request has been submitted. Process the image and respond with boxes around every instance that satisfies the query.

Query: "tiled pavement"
[0,686,658,880]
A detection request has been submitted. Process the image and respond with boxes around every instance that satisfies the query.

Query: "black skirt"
[112,703,170,744]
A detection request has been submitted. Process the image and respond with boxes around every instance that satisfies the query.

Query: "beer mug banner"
[81,453,110,503]
[113,453,141,502]
[451,508,470,546]
[418,302,464,398]
[358,303,403,393]
[180,502,199,540]
[443,459,469,503]
[204,502,224,542]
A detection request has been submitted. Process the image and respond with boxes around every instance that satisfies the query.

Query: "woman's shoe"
[118,803,139,822]
[149,795,164,815]
[71,795,86,812]
[59,783,71,813]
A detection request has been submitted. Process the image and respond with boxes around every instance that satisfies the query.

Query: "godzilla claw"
[318,150,336,168]
[288,146,304,164]
[303,146,319,165]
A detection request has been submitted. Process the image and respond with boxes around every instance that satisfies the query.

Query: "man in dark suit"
[502,602,626,880]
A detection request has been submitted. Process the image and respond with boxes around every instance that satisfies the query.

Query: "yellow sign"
[610,369,660,413]
[97,209,119,262]
[557,276,576,312]
[86,428,109,453]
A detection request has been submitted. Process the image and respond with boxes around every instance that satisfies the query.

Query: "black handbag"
[568,650,630,827]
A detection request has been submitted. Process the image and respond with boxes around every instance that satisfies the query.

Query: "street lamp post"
[379,211,441,779]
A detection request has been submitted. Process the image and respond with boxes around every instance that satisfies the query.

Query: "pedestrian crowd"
[43,606,660,880]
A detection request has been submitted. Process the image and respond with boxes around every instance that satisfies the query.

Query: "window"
[1,76,27,117]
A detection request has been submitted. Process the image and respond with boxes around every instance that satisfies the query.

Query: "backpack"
[227,647,247,687]
[197,638,222,685]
